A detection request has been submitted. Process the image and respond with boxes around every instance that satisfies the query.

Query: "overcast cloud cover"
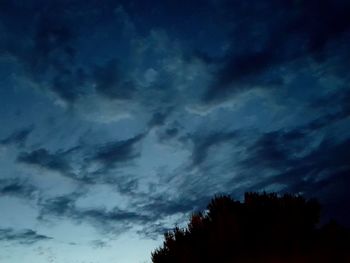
[0,0,350,262]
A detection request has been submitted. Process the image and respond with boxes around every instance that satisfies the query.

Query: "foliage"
[152,192,350,263]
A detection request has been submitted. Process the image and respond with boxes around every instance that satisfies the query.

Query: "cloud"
[1,0,212,126]
[239,131,295,170]
[163,102,350,222]
[0,1,133,108]
[142,195,207,218]
[137,224,170,240]
[90,239,109,249]
[157,127,179,142]
[15,133,147,185]
[17,148,73,176]
[202,0,350,103]
[237,88,350,175]
[38,194,78,218]
[81,207,150,227]
[0,1,349,250]
[134,193,214,239]
[36,182,206,238]
[0,179,36,199]
[38,193,152,235]
[1,0,348,115]
[147,107,174,129]
[0,126,33,147]
[188,131,240,167]
[92,59,136,100]
[237,127,350,204]
[90,133,145,172]
[15,146,93,184]
[306,88,350,130]
[0,228,52,245]
[287,138,350,191]
[0,2,83,105]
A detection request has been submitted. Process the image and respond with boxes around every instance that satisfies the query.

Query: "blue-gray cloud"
[92,59,136,100]
[36,185,208,238]
[0,179,36,199]
[233,127,350,225]
[91,133,145,172]
[0,1,131,106]
[188,131,240,168]
[0,2,349,262]
[15,133,145,184]
[38,193,152,235]
[0,228,52,245]
[202,0,350,103]
[90,239,109,249]
[0,126,33,147]
[17,148,73,176]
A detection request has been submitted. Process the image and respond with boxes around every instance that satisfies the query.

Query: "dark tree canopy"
[151,192,350,263]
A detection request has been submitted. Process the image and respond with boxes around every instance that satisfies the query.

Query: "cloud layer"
[0,1,349,262]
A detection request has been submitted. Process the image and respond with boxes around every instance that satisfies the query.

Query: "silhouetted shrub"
[152,192,350,263]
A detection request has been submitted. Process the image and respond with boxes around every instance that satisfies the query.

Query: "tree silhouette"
[152,192,350,263]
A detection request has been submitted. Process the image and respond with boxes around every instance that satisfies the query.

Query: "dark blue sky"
[0,1,350,262]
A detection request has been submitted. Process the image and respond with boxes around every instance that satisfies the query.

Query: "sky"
[0,0,350,262]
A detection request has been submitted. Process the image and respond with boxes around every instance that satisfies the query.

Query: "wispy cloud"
[90,133,145,173]
[17,148,74,177]
[202,0,350,103]
[0,179,36,199]
[0,126,34,147]
[0,228,52,245]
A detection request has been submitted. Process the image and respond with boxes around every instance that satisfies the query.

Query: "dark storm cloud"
[0,126,33,147]
[203,0,350,102]
[0,228,52,245]
[91,133,145,171]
